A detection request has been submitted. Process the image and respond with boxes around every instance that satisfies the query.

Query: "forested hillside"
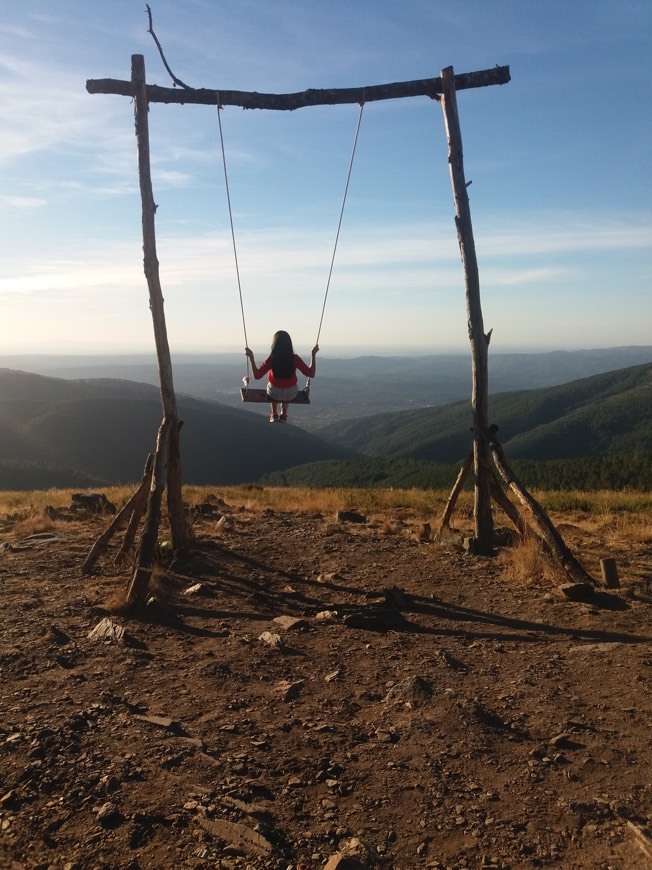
[262,454,652,491]
[0,370,355,489]
[318,363,652,463]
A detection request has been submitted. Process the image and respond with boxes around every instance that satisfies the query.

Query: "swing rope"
[314,99,365,350]
[216,95,365,391]
[216,95,251,382]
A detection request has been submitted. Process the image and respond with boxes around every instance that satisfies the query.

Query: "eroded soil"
[1,501,651,869]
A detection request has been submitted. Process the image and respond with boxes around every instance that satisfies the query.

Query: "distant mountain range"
[0,358,650,491]
[1,346,650,431]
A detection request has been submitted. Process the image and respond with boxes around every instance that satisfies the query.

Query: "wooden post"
[489,468,527,537]
[438,445,473,534]
[440,66,493,555]
[132,54,188,555]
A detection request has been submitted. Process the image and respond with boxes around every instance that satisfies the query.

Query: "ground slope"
[0,503,650,868]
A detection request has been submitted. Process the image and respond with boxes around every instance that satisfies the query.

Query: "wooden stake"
[489,468,527,537]
[126,419,170,608]
[440,66,493,554]
[627,821,652,862]
[81,454,154,574]
[114,471,152,564]
[438,446,473,534]
[600,557,620,588]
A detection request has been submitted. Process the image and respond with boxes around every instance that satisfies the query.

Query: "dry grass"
[1,484,649,523]
[538,489,652,514]
[497,533,558,587]
[379,518,399,536]
[8,511,63,538]
[577,507,650,548]
[184,484,463,520]
[0,488,80,519]
[1,486,649,588]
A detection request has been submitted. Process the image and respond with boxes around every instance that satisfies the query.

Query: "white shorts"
[266,383,298,402]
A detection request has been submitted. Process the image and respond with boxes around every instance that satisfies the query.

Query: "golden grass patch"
[497,533,557,586]
[9,512,63,538]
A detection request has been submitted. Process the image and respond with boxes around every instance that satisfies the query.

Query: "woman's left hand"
[311,344,319,355]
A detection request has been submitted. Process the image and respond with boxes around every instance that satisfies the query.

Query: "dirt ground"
[1,499,651,869]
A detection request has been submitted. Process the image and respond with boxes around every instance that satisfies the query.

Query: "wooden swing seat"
[240,387,310,405]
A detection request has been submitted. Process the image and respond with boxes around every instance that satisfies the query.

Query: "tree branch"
[145,4,191,90]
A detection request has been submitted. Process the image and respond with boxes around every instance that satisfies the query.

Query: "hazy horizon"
[2,343,652,366]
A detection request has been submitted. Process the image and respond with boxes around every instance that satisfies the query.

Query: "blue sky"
[1,1,650,357]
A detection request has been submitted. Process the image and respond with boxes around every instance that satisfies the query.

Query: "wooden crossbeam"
[87,65,510,109]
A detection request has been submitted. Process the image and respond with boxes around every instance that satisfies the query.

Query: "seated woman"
[245,330,318,422]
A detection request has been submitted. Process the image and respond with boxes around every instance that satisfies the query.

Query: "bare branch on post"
[440,66,493,554]
[145,4,191,90]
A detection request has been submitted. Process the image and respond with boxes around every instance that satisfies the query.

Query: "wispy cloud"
[1,195,47,209]
[0,50,133,192]
[2,210,648,301]
[477,214,652,257]
[152,169,195,188]
[482,267,572,287]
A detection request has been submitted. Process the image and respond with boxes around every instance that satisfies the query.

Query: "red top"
[257,354,314,388]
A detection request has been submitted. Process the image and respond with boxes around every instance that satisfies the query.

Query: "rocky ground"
[0,498,651,869]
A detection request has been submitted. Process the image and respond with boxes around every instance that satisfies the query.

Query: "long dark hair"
[268,330,294,379]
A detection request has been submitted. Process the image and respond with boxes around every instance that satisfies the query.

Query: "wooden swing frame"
[86,35,597,604]
[86,59,511,605]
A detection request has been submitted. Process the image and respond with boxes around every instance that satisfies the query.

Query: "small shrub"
[498,534,553,586]
[10,512,61,538]
[379,519,398,536]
